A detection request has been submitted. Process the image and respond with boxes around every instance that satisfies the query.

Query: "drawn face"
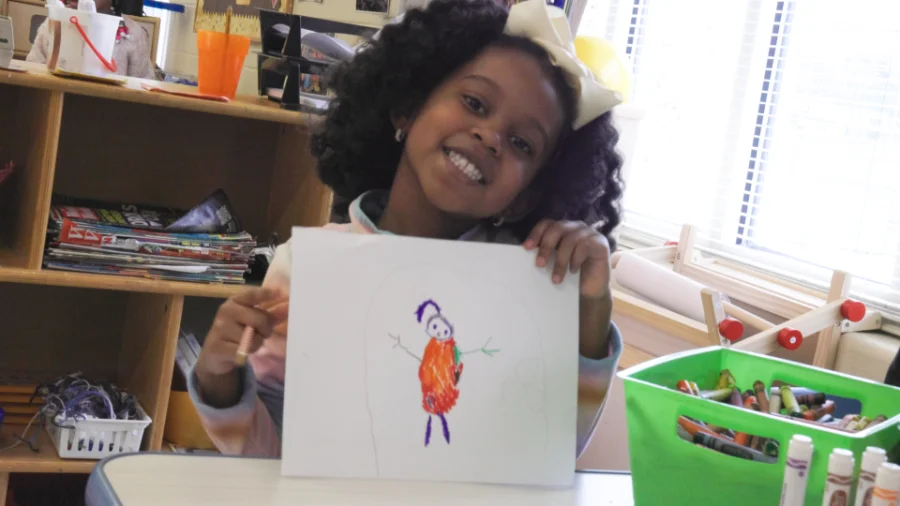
[426,315,454,341]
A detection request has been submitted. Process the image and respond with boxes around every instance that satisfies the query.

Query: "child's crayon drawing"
[388,299,499,446]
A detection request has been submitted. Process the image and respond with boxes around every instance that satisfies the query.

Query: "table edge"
[85,452,631,506]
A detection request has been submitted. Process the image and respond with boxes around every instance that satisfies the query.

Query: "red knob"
[840,300,866,323]
[777,328,803,351]
[718,318,744,342]
[664,241,678,246]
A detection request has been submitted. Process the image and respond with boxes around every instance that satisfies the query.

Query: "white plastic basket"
[46,403,151,459]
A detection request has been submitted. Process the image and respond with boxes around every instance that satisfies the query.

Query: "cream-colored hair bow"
[504,0,622,129]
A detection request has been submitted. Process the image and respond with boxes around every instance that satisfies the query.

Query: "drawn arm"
[387,334,422,362]
[462,337,500,357]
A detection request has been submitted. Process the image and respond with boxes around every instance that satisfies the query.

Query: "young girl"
[190,0,625,459]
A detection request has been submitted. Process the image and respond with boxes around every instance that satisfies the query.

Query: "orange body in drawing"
[419,337,463,416]
[389,299,498,447]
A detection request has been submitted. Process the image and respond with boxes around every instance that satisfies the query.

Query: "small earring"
[394,129,406,142]
[491,215,506,227]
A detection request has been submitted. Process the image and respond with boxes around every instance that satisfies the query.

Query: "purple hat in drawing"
[416,299,454,341]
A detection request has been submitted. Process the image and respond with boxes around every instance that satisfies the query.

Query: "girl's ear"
[390,112,412,133]
[503,186,543,223]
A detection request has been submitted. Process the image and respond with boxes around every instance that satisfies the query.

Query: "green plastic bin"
[619,346,900,506]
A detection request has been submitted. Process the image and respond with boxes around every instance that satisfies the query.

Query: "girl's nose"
[472,128,502,156]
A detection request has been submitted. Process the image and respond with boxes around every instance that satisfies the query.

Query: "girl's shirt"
[188,190,622,458]
[26,17,156,79]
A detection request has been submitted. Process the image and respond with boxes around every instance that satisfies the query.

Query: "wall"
[161,0,415,96]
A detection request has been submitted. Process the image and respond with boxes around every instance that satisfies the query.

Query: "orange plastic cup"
[197,30,251,100]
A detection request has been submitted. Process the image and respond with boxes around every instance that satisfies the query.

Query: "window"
[578,1,900,307]
[142,1,175,68]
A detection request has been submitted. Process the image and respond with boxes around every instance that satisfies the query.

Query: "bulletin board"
[194,0,292,41]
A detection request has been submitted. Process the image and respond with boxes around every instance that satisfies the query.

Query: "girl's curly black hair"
[311,0,624,248]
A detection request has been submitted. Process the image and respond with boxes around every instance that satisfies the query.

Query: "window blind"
[578,0,900,307]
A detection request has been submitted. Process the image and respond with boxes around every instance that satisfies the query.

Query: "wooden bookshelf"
[0,61,332,493]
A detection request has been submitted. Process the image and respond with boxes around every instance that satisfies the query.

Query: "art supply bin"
[619,347,900,506]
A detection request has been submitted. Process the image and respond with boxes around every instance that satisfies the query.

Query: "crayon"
[677,380,700,395]
[803,400,835,421]
[856,416,873,431]
[677,416,725,440]
[794,391,826,407]
[839,415,859,429]
[693,432,777,464]
[734,431,750,447]
[764,439,781,458]
[821,449,854,506]
[781,385,802,415]
[872,462,900,506]
[716,369,737,390]
[742,390,753,402]
[700,388,733,402]
[730,388,744,407]
[855,447,887,506]
[754,380,770,413]
[779,435,813,506]
[744,395,761,412]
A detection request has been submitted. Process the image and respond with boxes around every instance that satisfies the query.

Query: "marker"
[782,385,802,416]
[871,415,888,428]
[754,380,770,412]
[856,447,888,506]
[804,401,835,421]
[857,417,873,431]
[780,435,813,506]
[822,449,854,506]
[693,432,776,464]
[872,462,900,506]
[770,391,783,414]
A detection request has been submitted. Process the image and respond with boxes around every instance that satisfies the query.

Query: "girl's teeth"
[448,151,484,182]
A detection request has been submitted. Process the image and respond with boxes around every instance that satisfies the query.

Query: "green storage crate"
[619,346,900,506]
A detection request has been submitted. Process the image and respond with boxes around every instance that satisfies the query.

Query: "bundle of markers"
[780,437,900,506]
[674,370,889,464]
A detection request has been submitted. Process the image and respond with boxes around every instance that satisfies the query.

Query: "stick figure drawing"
[388,299,499,447]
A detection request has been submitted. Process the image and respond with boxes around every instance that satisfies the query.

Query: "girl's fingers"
[554,228,593,281]
[273,321,288,336]
[570,240,591,273]
[266,300,290,322]
[536,221,578,268]
[524,219,553,250]
[223,301,275,338]
[233,287,281,307]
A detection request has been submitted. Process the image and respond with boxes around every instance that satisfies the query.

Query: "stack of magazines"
[44,190,256,284]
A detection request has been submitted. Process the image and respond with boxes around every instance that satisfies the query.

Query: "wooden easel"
[613,224,875,369]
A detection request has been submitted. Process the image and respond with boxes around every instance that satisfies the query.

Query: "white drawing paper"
[281,227,580,487]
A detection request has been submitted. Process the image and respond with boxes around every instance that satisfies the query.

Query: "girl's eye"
[511,136,534,156]
[433,324,437,330]
[463,95,487,115]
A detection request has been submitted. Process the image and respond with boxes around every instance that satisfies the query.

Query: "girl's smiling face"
[400,44,568,220]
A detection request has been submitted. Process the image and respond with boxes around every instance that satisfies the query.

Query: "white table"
[86,453,634,506]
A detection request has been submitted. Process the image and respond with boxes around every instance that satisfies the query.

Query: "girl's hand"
[196,288,288,378]
[524,220,612,300]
